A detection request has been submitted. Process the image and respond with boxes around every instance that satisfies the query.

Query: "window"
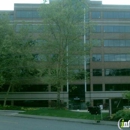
[92,54,101,61]
[105,84,130,91]
[16,10,40,18]
[104,54,130,61]
[92,39,101,46]
[104,26,130,33]
[91,12,101,19]
[93,69,102,76]
[104,40,130,47]
[93,84,102,91]
[103,12,130,19]
[93,26,101,32]
[105,69,130,76]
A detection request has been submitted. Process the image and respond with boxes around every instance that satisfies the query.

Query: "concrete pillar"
[102,83,105,91]
[109,98,112,116]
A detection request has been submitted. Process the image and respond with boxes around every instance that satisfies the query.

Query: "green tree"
[123,91,130,106]
[38,0,91,107]
[0,15,33,106]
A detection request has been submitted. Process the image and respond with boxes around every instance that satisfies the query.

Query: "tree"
[38,0,91,107]
[123,91,130,106]
[0,14,33,106]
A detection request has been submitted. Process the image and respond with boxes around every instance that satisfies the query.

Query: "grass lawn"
[22,108,109,120]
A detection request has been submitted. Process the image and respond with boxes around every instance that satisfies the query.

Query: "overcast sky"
[0,0,130,10]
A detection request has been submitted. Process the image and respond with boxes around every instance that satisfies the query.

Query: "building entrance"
[69,85,85,109]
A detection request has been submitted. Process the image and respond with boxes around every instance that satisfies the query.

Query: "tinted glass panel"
[16,10,40,18]
[93,69,102,76]
[104,54,130,61]
[91,12,101,19]
[105,69,130,76]
[92,54,101,61]
[103,12,130,19]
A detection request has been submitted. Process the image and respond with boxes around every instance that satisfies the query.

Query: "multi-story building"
[0,0,130,108]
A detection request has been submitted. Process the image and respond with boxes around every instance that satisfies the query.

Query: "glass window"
[120,54,126,61]
[113,26,119,32]
[105,69,130,76]
[93,26,101,32]
[104,40,130,47]
[104,26,113,32]
[126,54,130,61]
[92,39,101,46]
[115,55,120,61]
[104,26,130,33]
[16,10,40,18]
[93,84,102,91]
[104,55,109,61]
[93,69,102,76]
[104,40,109,46]
[105,69,110,76]
[126,40,130,46]
[105,69,116,76]
[125,26,130,32]
[119,12,124,18]
[92,54,101,61]
[91,12,101,19]
[119,40,125,46]
[125,12,130,18]
[109,54,115,61]
[103,12,130,19]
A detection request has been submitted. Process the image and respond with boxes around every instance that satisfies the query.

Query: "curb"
[9,114,117,126]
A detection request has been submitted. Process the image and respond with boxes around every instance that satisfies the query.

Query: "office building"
[0,0,130,108]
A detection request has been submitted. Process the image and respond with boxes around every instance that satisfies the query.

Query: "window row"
[88,39,130,47]
[104,54,130,61]
[93,26,130,33]
[0,85,67,92]
[34,53,130,62]
[92,69,130,76]
[104,26,130,33]
[0,13,14,21]
[92,54,130,62]
[16,24,44,32]
[105,84,130,91]
[105,69,130,76]
[104,40,130,47]
[91,11,130,19]
[15,10,40,18]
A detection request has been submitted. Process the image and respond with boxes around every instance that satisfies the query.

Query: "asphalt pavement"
[0,110,117,126]
[0,115,118,130]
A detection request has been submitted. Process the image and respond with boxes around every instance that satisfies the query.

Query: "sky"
[0,0,130,10]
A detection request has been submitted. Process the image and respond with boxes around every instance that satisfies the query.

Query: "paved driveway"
[0,115,118,130]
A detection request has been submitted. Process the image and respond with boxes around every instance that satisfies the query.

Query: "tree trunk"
[3,85,12,107]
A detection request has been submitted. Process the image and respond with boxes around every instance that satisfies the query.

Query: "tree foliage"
[38,0,91,107]
[0,14,33,106]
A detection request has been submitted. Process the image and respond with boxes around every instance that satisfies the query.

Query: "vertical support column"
[84,8,87,93]
[102,83,105,91]
[109,98,112,116]
[11,86,14,106]
[48,84,51,107]
[66,42,69,109]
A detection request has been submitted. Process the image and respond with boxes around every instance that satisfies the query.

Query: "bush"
[112,109,130,121]
[0,105,22,110]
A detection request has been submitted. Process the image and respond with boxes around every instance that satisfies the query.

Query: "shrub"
[112,109,130,121]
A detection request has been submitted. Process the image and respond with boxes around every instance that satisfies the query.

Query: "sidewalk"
[0,110,117,126]
[71,109,109,113]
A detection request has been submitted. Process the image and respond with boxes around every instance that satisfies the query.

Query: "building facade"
[0,0,130,108]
